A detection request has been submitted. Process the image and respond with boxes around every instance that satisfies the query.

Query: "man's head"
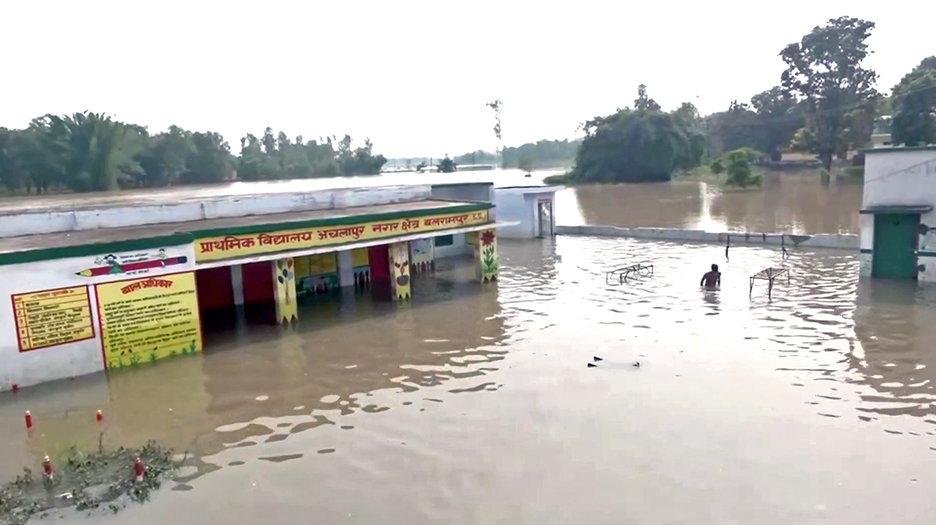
[711,264,719,272]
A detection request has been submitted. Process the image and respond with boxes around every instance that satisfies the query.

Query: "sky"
[1,0,933,158]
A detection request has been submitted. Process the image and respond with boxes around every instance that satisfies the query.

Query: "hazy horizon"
[1,0,932,158]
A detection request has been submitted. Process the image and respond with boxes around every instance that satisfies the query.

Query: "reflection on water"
[564,171,863,234]
[4,237,936,524]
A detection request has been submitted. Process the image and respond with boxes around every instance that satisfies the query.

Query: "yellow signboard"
[12,286,94,352]
[95,272,202,369]
[194,209,491,262]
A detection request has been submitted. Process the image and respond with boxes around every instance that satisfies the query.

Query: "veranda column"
[389,241,412,300]
[273,257,298,324]
[477,229,498,282]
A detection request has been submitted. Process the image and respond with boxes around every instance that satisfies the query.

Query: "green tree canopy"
[779,16,879,170]
[890,56,936,146]
[566,85,705,183]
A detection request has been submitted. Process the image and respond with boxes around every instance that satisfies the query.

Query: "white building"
[493,186,559,239]
[0,183,512,392]
[860,146,936,281]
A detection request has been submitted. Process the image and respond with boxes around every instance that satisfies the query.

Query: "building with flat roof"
[860,145,936,281]
[0,182,512,391]
[493,185,559,239]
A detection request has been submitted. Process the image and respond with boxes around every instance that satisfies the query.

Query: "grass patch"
[841,165,864,177]
[672,165,720,183]
[0,441,181,525]
[543,172,574,185]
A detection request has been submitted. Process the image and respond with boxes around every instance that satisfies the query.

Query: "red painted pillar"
[368,245,392,301]
[242,261,276,324]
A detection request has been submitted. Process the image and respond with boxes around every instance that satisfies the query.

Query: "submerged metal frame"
[749,267,790,299]
[606,263,654,284]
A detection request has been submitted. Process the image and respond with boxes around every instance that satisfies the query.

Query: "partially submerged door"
[537,200,553,238]
[872,213,919,280]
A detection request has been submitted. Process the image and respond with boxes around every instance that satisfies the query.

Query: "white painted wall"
[231,264,245,305]
[0,185,432,238]
[336,250,355,287]
[861,149,936,281]
[863,150,936,210]
[433,233,473,258]
[494,187,558,239]
[0,243,195,392]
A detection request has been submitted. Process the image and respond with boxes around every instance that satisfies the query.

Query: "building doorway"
[537,200,554,238]
[872,213,919,280]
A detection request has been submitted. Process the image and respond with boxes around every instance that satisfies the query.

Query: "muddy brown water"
[560,171,864,234]
[3,234,936,524]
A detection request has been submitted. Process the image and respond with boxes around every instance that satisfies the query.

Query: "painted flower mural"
[480,229,498,282]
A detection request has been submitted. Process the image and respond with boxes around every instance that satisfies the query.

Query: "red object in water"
[134,457,145,482]
[96,410,103,422]
[25,410,33,429]
[11,383,18,393]
[43,456,53,478]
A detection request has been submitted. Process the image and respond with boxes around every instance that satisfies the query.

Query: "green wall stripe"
[0,234,194,267]
[189,202,492,238]
[0,202,493,267]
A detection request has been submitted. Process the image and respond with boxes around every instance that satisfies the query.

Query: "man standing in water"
[700,264,721,288]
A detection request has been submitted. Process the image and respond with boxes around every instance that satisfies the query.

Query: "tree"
[185,132,233,184]
[779,17,879,170]
[135,125,195,187]
[567,85,704,183]
[711,147,764,188]
[517,157,534,174]
[749,87,802,160]
[891,56,936,146]
[496,139,581,169]
[437,156,456,173]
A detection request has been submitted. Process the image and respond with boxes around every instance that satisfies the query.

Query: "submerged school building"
[0,182,517,392]
[860,145,936,281]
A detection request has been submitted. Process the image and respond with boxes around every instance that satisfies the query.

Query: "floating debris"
[0,441,181,525]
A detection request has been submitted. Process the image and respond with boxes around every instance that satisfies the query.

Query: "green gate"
[872,213,919,280]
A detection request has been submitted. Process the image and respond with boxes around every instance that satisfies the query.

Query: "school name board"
[194,210,491,262]
[95,272,202,369]
[12,286,95,352]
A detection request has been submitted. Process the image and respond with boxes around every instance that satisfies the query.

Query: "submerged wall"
[0,242,197,391]
[556,225,859,250]
[0,185,433,238]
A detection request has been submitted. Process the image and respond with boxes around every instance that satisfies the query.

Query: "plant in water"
[0,441,181,525]
[710,147,764,188]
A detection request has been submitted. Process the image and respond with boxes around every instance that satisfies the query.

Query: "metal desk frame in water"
[749,267,790,298]
[606,263,654,284]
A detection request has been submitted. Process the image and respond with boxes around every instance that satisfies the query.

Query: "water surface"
[3,237,934,524]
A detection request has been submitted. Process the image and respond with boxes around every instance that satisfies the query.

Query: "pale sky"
[1,0,932,158]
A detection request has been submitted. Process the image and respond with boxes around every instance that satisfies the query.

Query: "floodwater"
[0,168,861,236]
[562,171,864,235]
[3,236,936,524]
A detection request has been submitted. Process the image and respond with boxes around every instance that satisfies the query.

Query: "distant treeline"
[0,114,387,194]
[558,17,936,184]
[453,139,581,170]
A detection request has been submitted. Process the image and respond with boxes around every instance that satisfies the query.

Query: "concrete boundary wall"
[555,225,859,250]
[0,185,432,238]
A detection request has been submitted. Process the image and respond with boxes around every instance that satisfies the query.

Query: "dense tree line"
[563,86,706,183]
[890,57,936,147]
[0,115,387,194]
[237,129,386,181]
[564,16,935,183]
[452,139,581,170]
